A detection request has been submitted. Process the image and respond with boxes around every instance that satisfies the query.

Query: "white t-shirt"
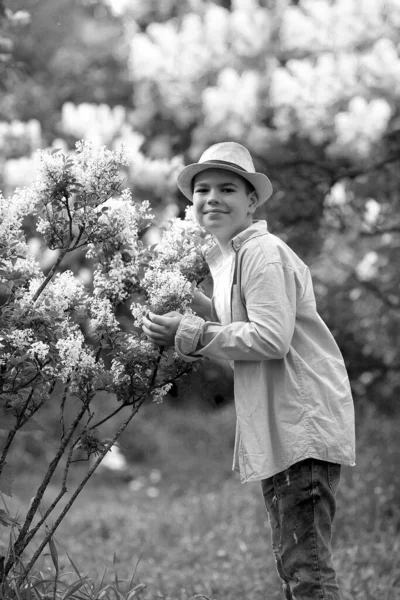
[210,252,234,325]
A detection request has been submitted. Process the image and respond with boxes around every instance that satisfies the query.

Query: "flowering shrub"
[0,140,210,588]
[116,0,399,160]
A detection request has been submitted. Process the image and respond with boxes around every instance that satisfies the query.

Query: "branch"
[0,388,34,475]
[354,278,400,310]
[329,155,400,187]
[257,152,399,186]
[23,432,82,546]
[330,257,400,310]
[30,246,70,304]
[70,225,85,250]
[63,193,73,242]
[59,380,70,440]
[17,394,149,584]
[88,400,133,431]
[4,399,90,576]
[361,226,400,236]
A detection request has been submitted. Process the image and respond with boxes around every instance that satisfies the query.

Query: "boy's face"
[192,168,258,246]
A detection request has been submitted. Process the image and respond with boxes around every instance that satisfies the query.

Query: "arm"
[176,262,298,362]
[189,289,212,319]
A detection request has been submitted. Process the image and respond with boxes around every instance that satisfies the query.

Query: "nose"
[205,188,219,204]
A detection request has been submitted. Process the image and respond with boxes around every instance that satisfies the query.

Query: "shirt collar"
[204,220,269,263]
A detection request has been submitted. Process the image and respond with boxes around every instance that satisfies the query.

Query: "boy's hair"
[191,171,256,196]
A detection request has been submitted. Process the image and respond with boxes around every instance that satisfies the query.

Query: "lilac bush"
[0,140,211,589]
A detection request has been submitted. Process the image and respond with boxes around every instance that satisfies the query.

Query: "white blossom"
[202,69,260,138]
[364,199,381,227]
[132,268,193,322]
[356,251,379,281]
[8,328,35,351]
[93,254,140,304]
[328,97,392,159]
[89,297,120,337]
[27,341,50,361]
[56,327,97,383]
[152,383,173,404]
[22,271,88,314]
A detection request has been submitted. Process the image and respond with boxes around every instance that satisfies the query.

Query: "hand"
[190,290,212,319]
[142,311,184,347]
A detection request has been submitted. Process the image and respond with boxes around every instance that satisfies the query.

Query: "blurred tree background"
[1,0,400,413]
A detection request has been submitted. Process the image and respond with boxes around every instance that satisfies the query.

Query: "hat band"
[201,159,248,172]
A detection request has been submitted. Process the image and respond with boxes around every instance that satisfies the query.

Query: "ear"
[247,191,258,214]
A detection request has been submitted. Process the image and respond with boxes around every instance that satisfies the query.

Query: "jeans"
[261,458,342,600]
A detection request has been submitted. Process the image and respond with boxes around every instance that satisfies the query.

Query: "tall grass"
[1,398,399,599]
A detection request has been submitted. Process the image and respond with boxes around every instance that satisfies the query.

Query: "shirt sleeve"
[175,261,299,362]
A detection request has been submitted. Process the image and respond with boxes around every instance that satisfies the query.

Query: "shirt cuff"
[175,312,204,360]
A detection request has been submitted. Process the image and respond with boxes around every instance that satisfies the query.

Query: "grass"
[2,397,400,599]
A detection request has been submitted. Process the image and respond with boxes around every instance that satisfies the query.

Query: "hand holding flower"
[142,311,184,347]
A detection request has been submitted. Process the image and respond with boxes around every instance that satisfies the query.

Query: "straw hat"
[177,142,273,205]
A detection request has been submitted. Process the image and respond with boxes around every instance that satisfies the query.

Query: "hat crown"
[199,142,255,174]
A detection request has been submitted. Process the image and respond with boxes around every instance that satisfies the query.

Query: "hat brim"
[177,162,273,205]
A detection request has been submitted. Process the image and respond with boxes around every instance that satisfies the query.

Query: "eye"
[222,187,235,193]
[194,187,207,194]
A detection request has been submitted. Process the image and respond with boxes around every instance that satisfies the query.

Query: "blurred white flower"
[202,69,260,138]
[98,445,128,472]
[364,199,381,226]
[325,182,348,207]
[356,251,379,281]
[329,97,392,159]
[0,119,41,149]
[61,103,140,148]
[361,39,400,94]
[3,156,38,189]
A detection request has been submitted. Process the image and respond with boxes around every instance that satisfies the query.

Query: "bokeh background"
[1,1,400,599]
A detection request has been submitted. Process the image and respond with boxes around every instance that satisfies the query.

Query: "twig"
[23,432,83,546]
[60,379,70,440]
[17,394,149,584]
[31,246,70,304]
[88,400,134,431]
[0,388,34,475]
[4,400,90,576]
[360,225,400,236]
[330,256,400,310]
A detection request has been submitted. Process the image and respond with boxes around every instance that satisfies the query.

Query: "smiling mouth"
[204,210,228,214]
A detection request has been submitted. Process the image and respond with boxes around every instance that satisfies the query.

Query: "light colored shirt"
[211,251,234,326]
[175,221,356,483]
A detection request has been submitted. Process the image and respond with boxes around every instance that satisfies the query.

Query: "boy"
[142,142,355,600]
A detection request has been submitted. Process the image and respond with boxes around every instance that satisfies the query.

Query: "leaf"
[0,463,14,497]
[63,578,91,599]
[66,551,83,579]
[0,282,13,295]
[48,535,59,572]
[0,508,20,528]
[127,584,147,599]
